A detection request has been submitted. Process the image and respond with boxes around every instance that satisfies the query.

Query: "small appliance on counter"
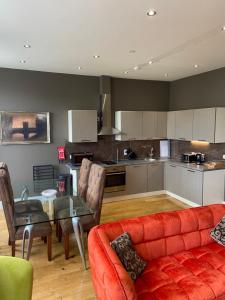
[127,148,137,160]
[196,153,206,165]
[182,152,197,163]
[69,152,94,165]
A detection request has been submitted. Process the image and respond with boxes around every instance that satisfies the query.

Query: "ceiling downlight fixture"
[222,26,225,31]
[147,9,156,16]
[133,66,140,70]
[19,59,26,64]
[93,55,100,59]
[148,60,153,65]
[194,64,198,68]
[24,44,31,48]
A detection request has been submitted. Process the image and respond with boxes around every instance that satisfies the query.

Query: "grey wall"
[170,67,225,110]
[0,68,99,188]
[112,78,169,111]
[0,68,169,188]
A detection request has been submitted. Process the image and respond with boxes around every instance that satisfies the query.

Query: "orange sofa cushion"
[88,204,225,300]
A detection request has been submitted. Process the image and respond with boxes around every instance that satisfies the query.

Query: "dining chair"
[0,168,52,260]
[54,158,93,240]
[58,164,106,259]
[33,164,55,192]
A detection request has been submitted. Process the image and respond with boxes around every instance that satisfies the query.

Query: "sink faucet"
[149,146,154,159]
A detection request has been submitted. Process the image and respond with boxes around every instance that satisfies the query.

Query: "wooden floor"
[0,194,189,300]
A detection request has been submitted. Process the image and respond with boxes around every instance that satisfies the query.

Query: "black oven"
[104,165,126,193]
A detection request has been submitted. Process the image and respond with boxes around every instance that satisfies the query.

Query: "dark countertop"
[66,159,225,172]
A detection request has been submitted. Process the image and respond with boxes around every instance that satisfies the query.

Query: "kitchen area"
[65,78,225,208]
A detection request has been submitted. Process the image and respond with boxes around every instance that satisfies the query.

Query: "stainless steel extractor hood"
[98,76,120,135]
[98,93,120,135]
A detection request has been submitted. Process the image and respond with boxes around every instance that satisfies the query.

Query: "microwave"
[69,152,94,165]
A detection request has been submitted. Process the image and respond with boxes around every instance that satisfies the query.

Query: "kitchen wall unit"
[165,162,225,205]
[115,110,167,141]
[215,108,225,143]
[68,110,97,143]
[115,111,142,141]
[192,108,215,142]
[147,163,164,192]
[126,164,148,194]
[175,110,193,141]
[167,111,176,139]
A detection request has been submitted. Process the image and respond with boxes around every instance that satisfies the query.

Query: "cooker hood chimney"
[98,76,120,135]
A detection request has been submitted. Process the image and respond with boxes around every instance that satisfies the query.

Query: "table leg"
[22,225,34,260]
[72,217,86,270]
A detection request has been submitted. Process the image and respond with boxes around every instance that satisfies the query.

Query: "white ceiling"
[1,0,225,81]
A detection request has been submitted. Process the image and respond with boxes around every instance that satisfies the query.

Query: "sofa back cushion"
[98,204,225,261]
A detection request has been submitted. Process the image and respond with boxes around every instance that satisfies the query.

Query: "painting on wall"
[0,112,50,144]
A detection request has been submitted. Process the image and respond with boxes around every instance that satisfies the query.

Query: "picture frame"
[0,111,50,144]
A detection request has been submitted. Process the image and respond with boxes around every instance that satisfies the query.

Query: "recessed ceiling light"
[93,55,100,59]
[19,59,26,64]
[147,9,156,16]
[77,66,82,70]
[129,50,136,54]
[164,73,168,77]
[222,26,225,31]
[148,60,153,65]
[124,71,128,74]
[24,44,31,48]
[194,64,198,68]
[133,66,140,70]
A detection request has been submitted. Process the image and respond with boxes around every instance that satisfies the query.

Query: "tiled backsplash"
[66,136,161,161]
[171,140,225,161]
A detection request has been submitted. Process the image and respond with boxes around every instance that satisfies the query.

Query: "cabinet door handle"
[178,138,185,140]
[81,139,91,142]
[169,164,176,168]
[197,139,207,142]
[187,169,195,173]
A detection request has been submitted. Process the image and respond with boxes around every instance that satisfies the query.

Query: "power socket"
[124,149,128,156]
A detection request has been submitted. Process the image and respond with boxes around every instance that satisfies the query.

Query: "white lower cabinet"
[126,165,148,195]
[148,163,164,192]
[165,163,225,205]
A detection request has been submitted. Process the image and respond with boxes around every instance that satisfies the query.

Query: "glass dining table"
[13,178,93,269]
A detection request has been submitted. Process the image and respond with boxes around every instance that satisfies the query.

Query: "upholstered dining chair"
[0,162,44,215]
[0,168,52,260]
[55,158,93,240]
[58,164,106,259]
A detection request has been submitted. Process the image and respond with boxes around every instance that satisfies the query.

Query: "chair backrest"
[0,168,16,240]
[86,164,106,224]
[0,162,14,206]
[33,164,55,181]
[78,159,93,197]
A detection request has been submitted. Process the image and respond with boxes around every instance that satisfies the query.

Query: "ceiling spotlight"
[124,71,128,74]
[133,66,140,70]
[147,9,156,16]
[93,55,100,58]
[19,59,26,63]
[222,26,225,31]
[24,44,31,48]
[194,64,198,68]
[164,73,168,77]
[77,66,82,70]
[148,60,153,65]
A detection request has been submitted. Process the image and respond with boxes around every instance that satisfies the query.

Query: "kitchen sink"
[144,158,156,162]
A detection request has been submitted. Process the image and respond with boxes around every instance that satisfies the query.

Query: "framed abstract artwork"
[0,111,50,144]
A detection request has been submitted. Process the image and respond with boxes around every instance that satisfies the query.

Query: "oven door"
[104,171,126,193]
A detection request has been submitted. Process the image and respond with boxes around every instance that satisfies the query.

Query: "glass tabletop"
[13,179,94,227]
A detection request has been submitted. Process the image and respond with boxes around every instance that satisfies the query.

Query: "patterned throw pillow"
[110,232,146,281]
[211,216,225,246]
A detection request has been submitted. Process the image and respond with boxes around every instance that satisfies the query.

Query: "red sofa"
[88,204,225,300]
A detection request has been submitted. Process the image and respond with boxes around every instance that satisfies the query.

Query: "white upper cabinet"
[157,112,167,138]
[167,111,176,139]
[175,110,193,141]
[215,108,225,143]
[142,111,157,139]
[192,108,216,143]
[68,110,97,143]
[115,111,142,141]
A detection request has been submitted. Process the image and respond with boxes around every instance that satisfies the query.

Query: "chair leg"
[26,237,33,260]
[8,237,11,246]
[47,235,52,261]
[11,241,15,257]
[58,223,62,243]
[72,217,86,270]
[64,233,70,260]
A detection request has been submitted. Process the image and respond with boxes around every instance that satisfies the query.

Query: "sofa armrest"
[0,256,33,300]
[88,226,137,300]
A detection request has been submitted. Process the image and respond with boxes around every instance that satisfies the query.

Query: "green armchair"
[0,256,33,300]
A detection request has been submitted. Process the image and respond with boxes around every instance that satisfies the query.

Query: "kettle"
[196,153,206,164]
[127,148,137,160]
